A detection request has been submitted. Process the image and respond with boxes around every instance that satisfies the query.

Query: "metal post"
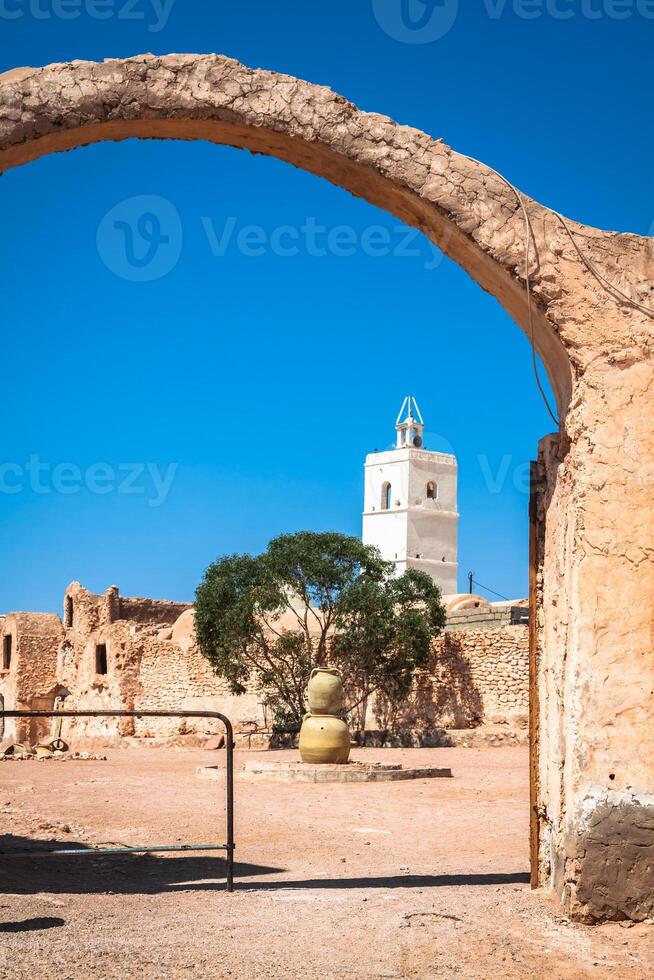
[528,461,540,889]
[224,714,235,893]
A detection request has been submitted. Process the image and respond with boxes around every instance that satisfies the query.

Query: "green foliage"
[194,531,446,731]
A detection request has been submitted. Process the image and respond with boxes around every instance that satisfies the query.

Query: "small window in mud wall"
[426,481,437,500]
[381,482,392,511]
[2,634,12,670]
[65,594,74,628]
[95,643,108,675]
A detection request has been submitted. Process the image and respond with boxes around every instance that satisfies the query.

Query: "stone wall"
[0,582,529,749]
[440,624,529,723]
[125,619,530,740]
[117,595,190,626]
[373,624,528,733]
[445,605,529,631]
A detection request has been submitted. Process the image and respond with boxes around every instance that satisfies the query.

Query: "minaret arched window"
[381,482,392,511]
[426,481,437,500]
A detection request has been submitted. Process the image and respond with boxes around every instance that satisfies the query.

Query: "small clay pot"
[306,667,345,715]
[299,713,350,765]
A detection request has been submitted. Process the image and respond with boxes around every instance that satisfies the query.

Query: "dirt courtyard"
[0,745,651,979]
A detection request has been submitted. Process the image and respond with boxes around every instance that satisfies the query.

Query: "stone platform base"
[197,759,453,784]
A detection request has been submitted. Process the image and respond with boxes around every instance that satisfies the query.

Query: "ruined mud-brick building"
[0,583,528,748]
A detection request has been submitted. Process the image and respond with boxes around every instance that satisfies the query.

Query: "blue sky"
[1,2,652,612]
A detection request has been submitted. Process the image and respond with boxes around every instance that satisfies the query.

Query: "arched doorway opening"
[1,53,652,923]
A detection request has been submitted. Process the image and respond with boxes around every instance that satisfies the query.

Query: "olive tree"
[194,531,446,731]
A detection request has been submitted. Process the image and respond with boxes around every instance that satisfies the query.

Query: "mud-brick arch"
[1,54,652,922]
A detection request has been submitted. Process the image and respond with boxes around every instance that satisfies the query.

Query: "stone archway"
[1,53,652,922]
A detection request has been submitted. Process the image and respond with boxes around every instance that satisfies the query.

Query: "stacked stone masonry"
[438,624,529,722]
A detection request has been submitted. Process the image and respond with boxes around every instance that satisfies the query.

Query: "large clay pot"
[306,667,345,715]
[299,713,351,764]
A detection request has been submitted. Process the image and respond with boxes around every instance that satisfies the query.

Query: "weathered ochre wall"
[131,610,265,738]
[536,408,654,923]
[52,583,193,742]
[0,613,63,744]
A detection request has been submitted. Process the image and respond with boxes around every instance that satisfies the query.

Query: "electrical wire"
[471,578,510,602]
[550,209,654,319]
[460,152,560,428]
[459,152,654,428]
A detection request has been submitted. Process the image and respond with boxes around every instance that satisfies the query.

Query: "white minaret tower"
[362,397,458,595]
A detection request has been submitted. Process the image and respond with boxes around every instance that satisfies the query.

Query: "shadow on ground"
[1,835,529,897]
[0,834,282,895]
[0,916,66,932]
[242,872,531,890]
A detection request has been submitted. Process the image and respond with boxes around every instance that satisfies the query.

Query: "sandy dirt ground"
[0,745,651,979]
